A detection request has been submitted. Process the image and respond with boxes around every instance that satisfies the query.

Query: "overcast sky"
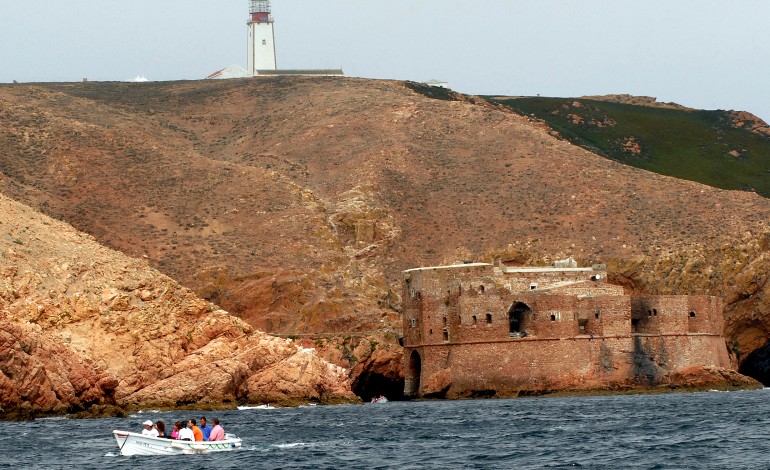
[1,1,769,121]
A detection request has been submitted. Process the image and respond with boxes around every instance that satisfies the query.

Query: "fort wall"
[408,333,730,397]
[402,261,731,398]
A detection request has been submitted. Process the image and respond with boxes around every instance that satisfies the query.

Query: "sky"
[1,1,769,122]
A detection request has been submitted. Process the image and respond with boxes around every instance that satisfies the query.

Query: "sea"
[2,388,770,469]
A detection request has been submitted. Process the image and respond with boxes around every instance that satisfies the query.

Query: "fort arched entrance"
[508,302,531,336]
[405,350,422,397]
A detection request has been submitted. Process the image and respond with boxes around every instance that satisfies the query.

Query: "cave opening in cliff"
[352,370,406,402]
[739,341,770,386]
[352,350,413,401]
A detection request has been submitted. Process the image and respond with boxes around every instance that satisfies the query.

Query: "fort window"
[443,330,449,342]
[632,318,640,333]
[430,329,433,335]
[689,311,697,318]
[443,316,448,327]
[550,314,556,321]
[648,309,652,317]
[479,285,485,293]
[486,313,493,324]
[653,309,658,316]
[530,283,538,290]
[579,319,588,333]
[410,318,417,328]
[472,315,477,325]
[508,302,531,335]
[595,312,600,319]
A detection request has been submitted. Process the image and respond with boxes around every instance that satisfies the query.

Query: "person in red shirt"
[189,419,203,442]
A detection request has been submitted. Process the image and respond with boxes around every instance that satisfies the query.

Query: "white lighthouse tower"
[247,0,277,74]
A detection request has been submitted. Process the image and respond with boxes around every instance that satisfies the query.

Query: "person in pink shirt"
[170,421,183,439]
[209,418,225,441]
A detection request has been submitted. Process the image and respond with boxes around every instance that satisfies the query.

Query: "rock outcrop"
[0,320,118,419]
[728,111,770,138]
[0,194,356,418]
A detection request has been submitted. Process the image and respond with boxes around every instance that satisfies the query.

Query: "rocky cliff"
[0,194,356,418]
[2,78,770,397]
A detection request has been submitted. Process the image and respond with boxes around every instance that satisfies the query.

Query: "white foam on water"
[129,410,162,417]
[273,442,308,449]
[237,405,276,410]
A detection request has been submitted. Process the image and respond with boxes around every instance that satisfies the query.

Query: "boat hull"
[112,430,242,456]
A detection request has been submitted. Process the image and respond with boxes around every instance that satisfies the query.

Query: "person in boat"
[209,418,225,441]
[189,419,204,442]
[155,420,166,438]
[178,421,194,441]
[199,416,212,441]
[170,421,183,440]
[141,420,159,437]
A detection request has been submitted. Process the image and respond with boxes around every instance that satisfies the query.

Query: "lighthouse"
[247,0,277,74]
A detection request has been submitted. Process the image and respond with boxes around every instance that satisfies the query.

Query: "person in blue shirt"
[199,416,212,441]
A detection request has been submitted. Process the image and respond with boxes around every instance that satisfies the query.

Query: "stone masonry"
[402,259,730,398]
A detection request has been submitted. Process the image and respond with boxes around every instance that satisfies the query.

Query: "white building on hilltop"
[206,65,252,80]
[207,1,344,79]
[247,0,277,74]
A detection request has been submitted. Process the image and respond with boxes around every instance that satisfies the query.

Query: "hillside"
[488,95,770,196]
[3,78,770,390]
[0,193,356,418]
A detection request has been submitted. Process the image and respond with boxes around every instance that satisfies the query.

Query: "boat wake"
[272,442,309,449]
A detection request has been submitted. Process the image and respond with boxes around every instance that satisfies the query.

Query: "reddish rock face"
[0,194,357,417]
[0,320,117,417]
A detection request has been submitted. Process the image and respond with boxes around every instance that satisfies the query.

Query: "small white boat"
[112,430,242,456]
[370,396,389,404]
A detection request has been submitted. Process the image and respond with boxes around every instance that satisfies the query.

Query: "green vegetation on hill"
[486,96,770,197]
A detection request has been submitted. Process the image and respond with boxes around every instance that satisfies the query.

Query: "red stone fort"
[401,258,730,398]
